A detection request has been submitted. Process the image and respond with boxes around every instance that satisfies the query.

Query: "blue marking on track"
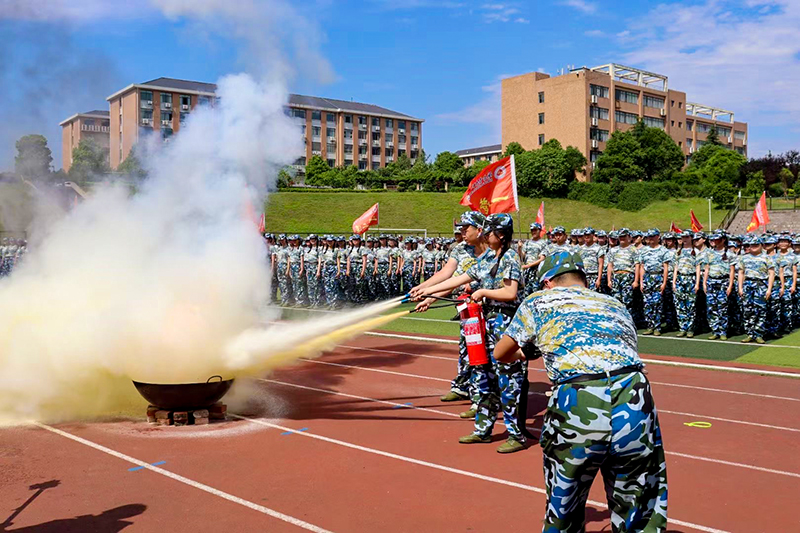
[128,460,166,472]
[392,402,413,409]
[281,427,309,435]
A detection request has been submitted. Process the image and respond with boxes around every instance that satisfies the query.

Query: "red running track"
[2,334,799,532]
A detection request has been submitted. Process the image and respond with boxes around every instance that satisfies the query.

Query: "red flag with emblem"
[460,155,519,215]
[746,192,771,232]
[352,203,379,235]
[670,221,681,233]
[689,210,703,232]
[535,201,545,227]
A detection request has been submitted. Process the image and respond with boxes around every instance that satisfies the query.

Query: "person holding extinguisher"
[412,213,528,454]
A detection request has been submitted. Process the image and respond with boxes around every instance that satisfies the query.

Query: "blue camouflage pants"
[674,274,697,333]
[611,272,635,310]
[794,292,800,329]
[766,290,781,336]
[729,291,743,335]
[641,273,664,331]
[706,278,730,337]
[423,264,435,282]
[473,310,526,442]
[322,265,340,308]
[402,265,415,293]
[742,279,767,339]
[390,269,401,296]
[270,269,279,303]
[374,263,391,300]
[277,262,291,306]
[780,289,794,333]
[289,263,307,306]
[305,270,321,308]
[541,371,667,533]
[585,273,599,293]
[451,325,472,398]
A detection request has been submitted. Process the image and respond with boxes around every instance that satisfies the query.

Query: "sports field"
[4,330,799,532]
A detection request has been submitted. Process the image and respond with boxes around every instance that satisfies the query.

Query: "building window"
[538,91,544,103]
[358,116,366,125]
[734,130,746,140]
[615,89,638,105]
[140,109,153,124]
[160,93,172,109]
[643,95,664,109]
[326,127,336,138]
[180,95,191,110]
[671,120,675,127]
[385,147,392,157]
[590,84,609,98]
[671,100,675,107]
[615,111,638,125]
[312,142,321,151]
[372,147,381,156]
[327,143,335,152]
[398,134,406,144]
[344,144,353,154]
[398,120,406,130]
[538,134,545,146]
[410,122,419,132]
[590,150,602,162]
[327,158,335,167]
[290,108,306,120]
[359,161,367,170]
[590,129,609,142]
[160,111,173,126]
[678,141,682,147]
[312,110,321,121]
[345,115,352,124]
[372,162,380,170]
[678,102,683,109]
[326,113,335,123]
[344,129,353,139]
[687,121,693,131]
[372,132,381,141]
[538,113,545,125]
[678,122,682,128]
[696,122,713,134]
[735,147,745,155]
[385,118,393,128]
[410,136,418,146]
[312,126,321,138]
[642,116,665,129]
[358,131,367,140]
[140,90,153,106]
[590,107,609,120]
[372,117,379,127]
[716,126,732,138]
[385,132,393,141]
[398,149,406,157]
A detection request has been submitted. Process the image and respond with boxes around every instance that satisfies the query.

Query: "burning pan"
[132,375,234,410]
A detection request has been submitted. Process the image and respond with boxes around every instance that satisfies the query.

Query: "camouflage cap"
[538,251,586,285]
[530,222,543,230]
[645,228,660,238]
[618,228,631,237]
[608,231,619,239]
[583,227,595,235]
[595,229,607,237]
[764,234,778,244]
[455,211,487,228]
[484,213,514,233]
[679,230,693,238]
[278,233,287,240]
[693,232,706,240]
[552,225,566,234]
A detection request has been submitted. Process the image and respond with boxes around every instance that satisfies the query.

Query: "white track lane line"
[361,331,800,379]
[338,344,800,402]
[262,378,800,480]
[300,359,800,434]
[233,415,728,533]
[34,423,332,533]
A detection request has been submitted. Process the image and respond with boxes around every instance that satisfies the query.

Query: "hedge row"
[568,181,690,212]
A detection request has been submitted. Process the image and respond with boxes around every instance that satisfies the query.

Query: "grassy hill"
[265,192,728,235]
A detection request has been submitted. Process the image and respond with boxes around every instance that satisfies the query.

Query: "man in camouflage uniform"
[701,232,735,340]
[400,238,419,293]
[275,234,292,306]
[304,234,322,307]
[420,239,437,282]
[389,236,402,296]
[763,235,783,337]
[287,235,306,307]
[520,222,547,298]
[775,234,796,334]
[372,234,393,300]
[606,228,639,315]
[540,226,572,258]
[346,235,368,304]
[793,236,800,328]
[737,236,775,343]
[320,236,342,308]
[494,252,668,532]
[578,227,605,292]
[636,229,670,335]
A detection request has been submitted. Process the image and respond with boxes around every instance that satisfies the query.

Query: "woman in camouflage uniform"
[275,234,292,306]
[635,229,670,336]
[578,227,605,293]
[399,238,418,294]
[702,232,735,340]
[520,222,547,298]
[606,229,639,316]
[671,231,700,337]
[775,234,796,334]
[304,235,322,308]
[738,236,775,343]
[345,235,368,305]
[286,235,306,307]
[372,234,393,300]
[320,236,342,308]
[420,239,437,282]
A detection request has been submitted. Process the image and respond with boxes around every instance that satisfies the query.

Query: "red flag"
[258,213,266,234]
[460,155,519,215]
[670,221,682,233]
[535,201,545,227]
[689,210,703,232]
[746,192,771,233]
[353,203,379,235]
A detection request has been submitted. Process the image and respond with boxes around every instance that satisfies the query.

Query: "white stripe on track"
[261,378,800,480]
[299,358,800,434]
[360,331,800,379]
[34,423,333,533]
[234,415,727,533]
[337,345,800,402]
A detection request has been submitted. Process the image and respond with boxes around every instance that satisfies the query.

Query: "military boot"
[459,434,491,444]
[496,438,525,454]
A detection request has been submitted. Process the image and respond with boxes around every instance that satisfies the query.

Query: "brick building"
[455,144,502,167]
[501,64,748,180]
[99,77,422,171]
[59,110,111,172]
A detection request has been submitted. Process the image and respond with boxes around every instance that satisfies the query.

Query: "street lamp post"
[708,197,713,230]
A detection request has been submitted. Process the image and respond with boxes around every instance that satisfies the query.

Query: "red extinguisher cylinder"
[457,297,489,366]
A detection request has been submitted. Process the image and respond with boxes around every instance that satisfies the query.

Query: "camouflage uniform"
[702,248,735,337]
[421,246,437,282]
[287,244,307,306]
[738,252,774,339]
[389,245,402,296]
[269,242,279,303]
[304,243,322,307]
[661,247,678,331]
[448,239,481,397]
[400,246,418,293]
[607,244,638,312]
[320,244,341,308]
[347,245,368,304]
[505,286,667,533]
[467,247,525,443]
[775,250,796,333]
[373,246,392,300]
[520,238,546,297]
[637,244,670,332]
[276,243,292,306]
[674,248,699,334]
[579,242,605,293]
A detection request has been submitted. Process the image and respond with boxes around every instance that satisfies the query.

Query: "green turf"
[734,329,800,369]
[264,193,728,235]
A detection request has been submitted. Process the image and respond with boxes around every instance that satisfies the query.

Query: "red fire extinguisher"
[457,294,489,366]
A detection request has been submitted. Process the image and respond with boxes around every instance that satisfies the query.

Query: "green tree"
[705,126,722,146]
[502,142,525,157]
[69,138,109,185]
[304,155,329,185]
[634,126,684,181]
[116,148,147,178]
[710,180,736,208]
[276,168,292,188]
[744,171,766,197]
[778,167,795,192]
[432,151,464,174]
[593,131,645,183]
[687,143,726,169]
[700,149,747,185]
[515,140,584,198]
[15,134,52,179]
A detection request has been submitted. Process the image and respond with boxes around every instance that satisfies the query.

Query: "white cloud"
[0,0,153,21]
[584,29,606,37]
[434,78,503,133]
[560,0,597,14]
[618,0,800,155]
[515,17,530,23]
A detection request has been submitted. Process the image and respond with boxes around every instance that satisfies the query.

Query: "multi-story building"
[103,77,423,171]
[501,64,748,180]
[59,110,111,172]
[455,144,502,167]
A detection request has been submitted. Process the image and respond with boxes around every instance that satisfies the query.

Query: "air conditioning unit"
[328,136,336,142]
[161,120,171,126]
[591,139,599,149]
[359,124,367,130]
[727,136,733,143]
[689,147,695,154]
[372,126,380,131]
[411,144,418,150]
[372,140,380,146]
[591,117,598,126]
[359,139,367,145]
[312,150,321,155]
[660,108,667,116]
[399,128,405,134]
[163,102,172,109]
[592,161,597,169]
[181,104,189,111]
[386,141,393,147]
[590,95,598,104]
[141,118,151,125]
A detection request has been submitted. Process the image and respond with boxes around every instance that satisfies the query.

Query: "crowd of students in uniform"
[0,238,27,277]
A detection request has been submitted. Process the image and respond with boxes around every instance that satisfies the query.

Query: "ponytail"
[489,228,513,278]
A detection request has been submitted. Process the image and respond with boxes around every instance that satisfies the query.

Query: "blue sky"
[1,0,798,171]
